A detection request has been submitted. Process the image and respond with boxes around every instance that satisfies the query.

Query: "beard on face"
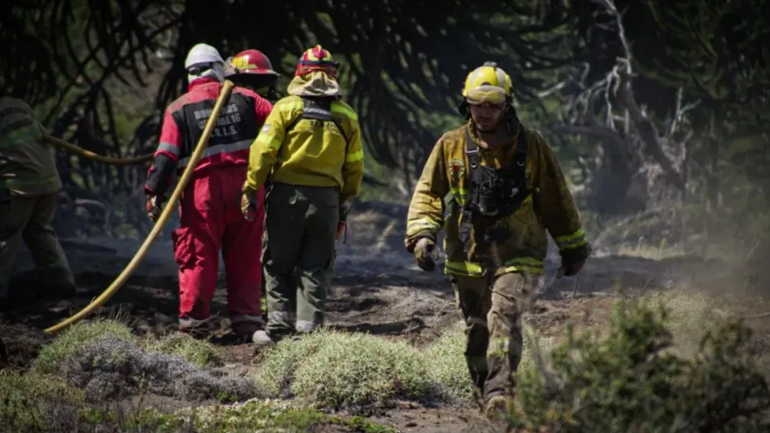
[473,114,502,133]
[469,102,505,133]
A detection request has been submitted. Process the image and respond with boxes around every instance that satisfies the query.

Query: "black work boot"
[0,294,10,312]
[36,267,77,300]
[231,320,261,345]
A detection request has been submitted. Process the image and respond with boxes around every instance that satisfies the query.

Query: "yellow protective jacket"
[0,97,62,196]
[405,121,590,277]
[242,93,364,204]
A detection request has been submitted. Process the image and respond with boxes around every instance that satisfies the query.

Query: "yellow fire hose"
[44,80,236,334]
[43,135,154,166]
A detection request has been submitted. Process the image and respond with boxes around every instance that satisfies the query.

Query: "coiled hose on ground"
[44,80,236,334]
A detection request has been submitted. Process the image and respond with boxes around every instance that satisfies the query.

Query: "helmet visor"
[465,85,507,105]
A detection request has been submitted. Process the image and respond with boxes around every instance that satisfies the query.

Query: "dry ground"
[2,201,769,432]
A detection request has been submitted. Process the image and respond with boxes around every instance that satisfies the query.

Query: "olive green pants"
[451,271,534,405]
[263,183,338,338]
[0,191,76,298]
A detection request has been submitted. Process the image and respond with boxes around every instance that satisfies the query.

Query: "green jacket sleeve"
[404,138,450,252]
[533,132,591,263]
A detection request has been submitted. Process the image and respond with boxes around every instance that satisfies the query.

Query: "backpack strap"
[458,126,480,253]
[457,123,529,254]
[285,97,350,148]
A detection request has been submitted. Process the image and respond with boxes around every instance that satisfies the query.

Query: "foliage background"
[1,0,768,258]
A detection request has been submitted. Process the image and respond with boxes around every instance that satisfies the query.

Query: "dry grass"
[617,243,687,260]
[144,333,223,368]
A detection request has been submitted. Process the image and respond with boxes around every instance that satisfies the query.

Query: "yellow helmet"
[462,62,513,105]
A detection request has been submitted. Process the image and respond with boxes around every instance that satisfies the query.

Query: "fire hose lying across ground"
[44,80,236,334]
[43,135,154,166]
[38,80,770,334]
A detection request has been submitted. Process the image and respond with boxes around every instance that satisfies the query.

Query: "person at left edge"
[143,43,273,341]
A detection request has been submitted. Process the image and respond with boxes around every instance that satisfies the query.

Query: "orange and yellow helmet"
[295,45,340,78]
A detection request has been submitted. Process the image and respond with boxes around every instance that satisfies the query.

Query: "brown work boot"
[484,395,516,422]
[178,317,211,339]
[473,388,485,412]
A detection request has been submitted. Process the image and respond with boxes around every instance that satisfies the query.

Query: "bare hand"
[241,193,257,221]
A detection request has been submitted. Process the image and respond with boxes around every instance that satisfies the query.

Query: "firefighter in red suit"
[144,43,272,340]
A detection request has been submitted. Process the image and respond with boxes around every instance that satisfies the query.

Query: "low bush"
[0,371,84,432]
[61,334,258,402]
[254,329,340,398]
[423,322,475,403]
[77,398,397,433]
[145,333,223,368]
[255,328,438,414]
[34,318,135,374]
[512,297,770,432]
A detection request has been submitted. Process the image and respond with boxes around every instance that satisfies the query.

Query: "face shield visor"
[464,85,507,105]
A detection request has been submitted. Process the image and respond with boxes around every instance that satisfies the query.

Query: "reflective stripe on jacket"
[243,94,364,204]
[405,121,589,277]
[144,78,273,197]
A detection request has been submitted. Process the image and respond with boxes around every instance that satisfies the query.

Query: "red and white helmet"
[226,49,279,77]
[295,45,339,78]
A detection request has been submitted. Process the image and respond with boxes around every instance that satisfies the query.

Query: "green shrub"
[145,333,223,368]
[512,297,770,432]
[79,399,396,433]
[0,371,84,432]
[256,328,437,413]
[253,329,341,397]
[424,319,557,406]
[34,318,135,374]
[424,322,475,403]
[292,331,435,413]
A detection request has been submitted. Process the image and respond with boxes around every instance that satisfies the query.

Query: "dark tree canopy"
[2,0,578,176]
[2,0,768,246]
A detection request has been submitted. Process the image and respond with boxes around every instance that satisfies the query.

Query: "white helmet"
[185,43,224,69]
[184,43,225,83]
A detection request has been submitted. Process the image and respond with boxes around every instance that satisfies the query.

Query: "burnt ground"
[2,200,769,432]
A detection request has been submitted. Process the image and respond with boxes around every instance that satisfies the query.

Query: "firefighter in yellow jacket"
[405,62,591,418]
[242,45,364,346]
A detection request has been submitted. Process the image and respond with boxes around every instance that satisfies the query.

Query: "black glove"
[557,244,591,278]
[413,238,438,272]
[557,258,586,278]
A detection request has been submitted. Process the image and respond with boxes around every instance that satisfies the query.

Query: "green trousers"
[450,271,534,405]
[263,183,338,338]
[0,191,76,298]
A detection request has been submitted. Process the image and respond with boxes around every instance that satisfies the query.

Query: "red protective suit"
[145,77,272,334]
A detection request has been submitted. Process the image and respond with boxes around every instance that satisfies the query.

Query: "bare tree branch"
[616,68,686,190]
[594,0,687,191]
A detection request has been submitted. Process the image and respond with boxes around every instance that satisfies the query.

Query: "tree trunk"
[704,112,720,253]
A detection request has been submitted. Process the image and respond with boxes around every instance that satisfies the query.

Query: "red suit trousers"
[172,166,265,331]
